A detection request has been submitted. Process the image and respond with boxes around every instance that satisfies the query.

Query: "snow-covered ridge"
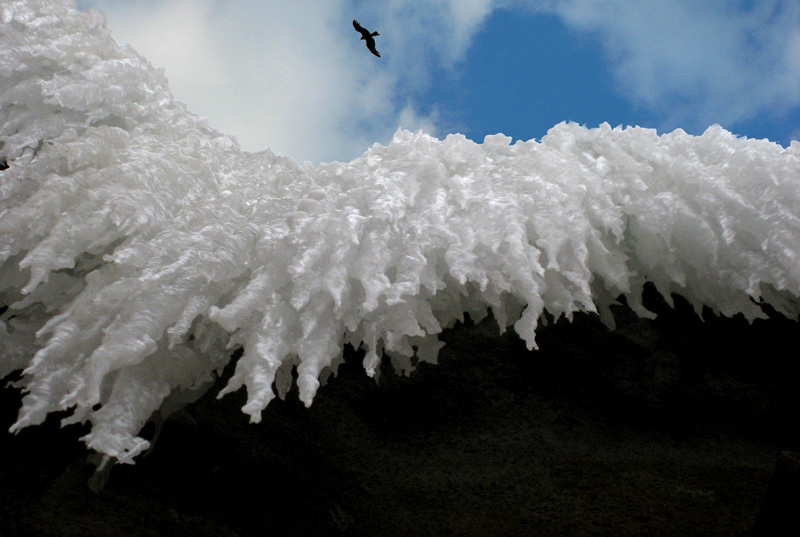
[2,0,799,463]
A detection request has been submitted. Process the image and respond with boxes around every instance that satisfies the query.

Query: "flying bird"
[353,20,380,57]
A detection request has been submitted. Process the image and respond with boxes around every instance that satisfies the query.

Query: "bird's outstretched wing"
[367,41,380,57]
[353,20,368,38]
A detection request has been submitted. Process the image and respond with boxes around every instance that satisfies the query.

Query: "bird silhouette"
[353,20,380,57]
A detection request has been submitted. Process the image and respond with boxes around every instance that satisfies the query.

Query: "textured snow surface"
[1,0,799,462]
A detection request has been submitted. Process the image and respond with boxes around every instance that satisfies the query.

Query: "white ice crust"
[1,1,799,462]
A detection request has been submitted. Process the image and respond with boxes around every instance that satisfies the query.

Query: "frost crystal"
[1,0,799,463]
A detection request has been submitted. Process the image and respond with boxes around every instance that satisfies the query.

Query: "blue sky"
[420,10,641,144]
[449,4,800,148]
[78,0,800,164]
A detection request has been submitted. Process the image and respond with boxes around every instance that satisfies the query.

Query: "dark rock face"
[2,286,798,536]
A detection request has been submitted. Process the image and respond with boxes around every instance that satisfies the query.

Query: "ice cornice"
[1,0,799,463]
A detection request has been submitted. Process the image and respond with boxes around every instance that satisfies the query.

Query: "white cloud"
[529,0,800,133]
[78,0,499,163]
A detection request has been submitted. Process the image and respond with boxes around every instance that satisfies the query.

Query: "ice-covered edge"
[1,0,799,462]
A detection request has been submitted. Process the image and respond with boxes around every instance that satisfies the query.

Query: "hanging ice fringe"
[1,0,799,464]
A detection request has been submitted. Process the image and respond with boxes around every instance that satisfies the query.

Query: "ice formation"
[1,0,799,463]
